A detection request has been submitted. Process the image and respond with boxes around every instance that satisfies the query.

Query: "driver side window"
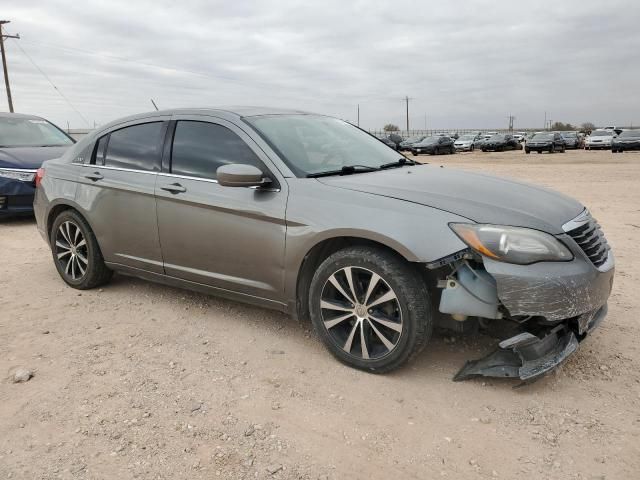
[171,121,264,180]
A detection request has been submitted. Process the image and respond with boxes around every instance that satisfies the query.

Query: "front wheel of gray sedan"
[50,210,113,289]
[309,246,433,373]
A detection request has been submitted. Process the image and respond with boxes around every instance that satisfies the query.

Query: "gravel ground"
[1,149,639,479]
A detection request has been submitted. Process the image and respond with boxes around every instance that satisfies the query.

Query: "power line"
[9,36,90,126]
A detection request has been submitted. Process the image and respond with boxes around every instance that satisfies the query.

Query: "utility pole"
[357,104,360,127]
[0,20,19,113]
[403,96,411,132]
[508,115,515,132]
[544,111,547,131]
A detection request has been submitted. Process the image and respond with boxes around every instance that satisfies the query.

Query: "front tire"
[50,210,113,289]
[309,246,432,373]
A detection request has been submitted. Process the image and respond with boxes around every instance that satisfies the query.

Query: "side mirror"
[216,164,271,188]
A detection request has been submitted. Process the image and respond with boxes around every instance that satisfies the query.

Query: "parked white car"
[585,130,616,150]
[454,134,480,152]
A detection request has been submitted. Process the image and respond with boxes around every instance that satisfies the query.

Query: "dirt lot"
[1,149,639,479]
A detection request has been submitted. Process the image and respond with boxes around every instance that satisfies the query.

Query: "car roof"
[92,106,317,135]
[0,112,47,121]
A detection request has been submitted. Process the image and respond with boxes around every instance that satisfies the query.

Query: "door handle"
[84,172,103,181]
[160,183,187,194]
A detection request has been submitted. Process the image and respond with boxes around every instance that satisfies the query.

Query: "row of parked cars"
[378,128,640,155]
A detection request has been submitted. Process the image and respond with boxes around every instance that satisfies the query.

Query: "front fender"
[283,179,470,304]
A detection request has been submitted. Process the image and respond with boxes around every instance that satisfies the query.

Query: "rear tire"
[309,246,432,373]
[50,210,113,289]
[525,148,530,154]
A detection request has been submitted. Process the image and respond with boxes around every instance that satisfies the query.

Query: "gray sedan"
[34,108,614,381]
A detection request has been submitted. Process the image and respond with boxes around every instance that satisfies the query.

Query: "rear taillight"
[35,168,45,188]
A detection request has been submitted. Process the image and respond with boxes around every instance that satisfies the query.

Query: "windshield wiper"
[379,158,416,170]
[307,165,380,178]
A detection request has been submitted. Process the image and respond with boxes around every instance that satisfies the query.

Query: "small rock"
[42,330,50,335]
[271,402,281,410]
[469,459,478,467]
[266,465,283,475]
[11,368,34,383]
[269,350,285,355]
[190,403,202,413]
[599,365,609,371]
[244,425,255,436]
[480,416,492,424]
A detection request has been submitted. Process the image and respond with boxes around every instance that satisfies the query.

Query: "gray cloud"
[2,0,639,129]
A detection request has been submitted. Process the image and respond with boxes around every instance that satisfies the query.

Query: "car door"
[155,116,288,303]
[75,119,168,273]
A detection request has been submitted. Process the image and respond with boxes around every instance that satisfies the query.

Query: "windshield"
[246,115,402,177]
[0,117,74,148]
[418,136,439,145]
[406,135,424,142]
[532,133,553,140]
[591,131,611,137]
[619,130,640,138]
[458,135,475,141]
[561,132,577,138]
[489,134,506,141]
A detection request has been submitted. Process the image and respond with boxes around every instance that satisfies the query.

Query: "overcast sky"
[1,0,639,130]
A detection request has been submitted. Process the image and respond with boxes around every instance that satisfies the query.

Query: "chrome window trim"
[157,171,281,192]
[76,163,157,175]
[76,156,281,191]
[158,172,218,184]
[0,167,38,173]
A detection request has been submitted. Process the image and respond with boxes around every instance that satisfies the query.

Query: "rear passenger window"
[171,121,263,180]
[104,122,164,171]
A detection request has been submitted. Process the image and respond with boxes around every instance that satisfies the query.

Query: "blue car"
[0,113,75,216]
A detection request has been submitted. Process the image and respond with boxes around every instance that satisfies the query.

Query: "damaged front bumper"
[439,225,614,382]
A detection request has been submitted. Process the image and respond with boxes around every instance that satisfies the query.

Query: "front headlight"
[450,223,573,264]
[0,168,37,182]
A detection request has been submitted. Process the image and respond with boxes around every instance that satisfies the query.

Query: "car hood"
[317,165,583,234]
[0,146,70,169]
[588,136,613,141]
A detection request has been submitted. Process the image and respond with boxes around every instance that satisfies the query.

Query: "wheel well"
[294,237,417,322]
[46,204,77,240]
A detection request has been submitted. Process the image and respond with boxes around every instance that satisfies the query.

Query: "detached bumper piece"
[454,326,578,382]
[454,305,607,382]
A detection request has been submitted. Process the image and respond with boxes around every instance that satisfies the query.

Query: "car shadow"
[104,272,555,392]
[0,214,36,226]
